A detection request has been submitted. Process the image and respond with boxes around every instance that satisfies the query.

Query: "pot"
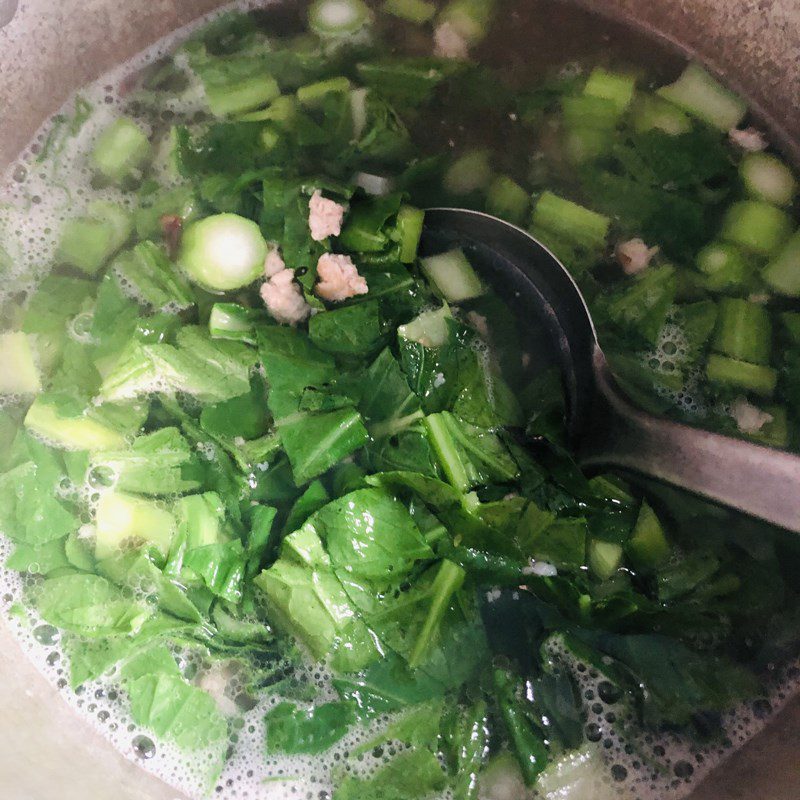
[0,1,798,798]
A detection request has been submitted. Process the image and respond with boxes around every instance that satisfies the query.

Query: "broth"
[0,3,799,800]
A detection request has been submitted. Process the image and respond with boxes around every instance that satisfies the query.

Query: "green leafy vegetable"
[128,671,228,749]
[333,748,446,800]
[36,574,152,637]
[264,700,357,754]
[91,427,202,496]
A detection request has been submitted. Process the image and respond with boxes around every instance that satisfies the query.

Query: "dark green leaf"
[308,301,384,356]
[303,488,433,584]
[200,376,270,441]
[277,408,369,485]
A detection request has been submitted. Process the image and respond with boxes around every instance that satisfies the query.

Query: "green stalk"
[695,241,752,293]
[531,191,610,252]
[706,353,777,397]
[712,298,772,365]
[763,230,800,297]
[408,559,466,668]
[583,67,636,114]
[719,201,793,257]
[90,117,152,184]
[656,62,746,131]
[383,0,436,24]
[493,668,549,785]
[424,413,470,492]
[395,205,425,263]
[486,176,530,225]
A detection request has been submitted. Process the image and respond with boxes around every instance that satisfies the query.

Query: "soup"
[1,2,799,799]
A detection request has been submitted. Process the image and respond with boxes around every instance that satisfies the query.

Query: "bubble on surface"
[639,319,711,419]
[539,634,800,800]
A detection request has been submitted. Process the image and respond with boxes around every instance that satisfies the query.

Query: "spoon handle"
[580,348,800,533]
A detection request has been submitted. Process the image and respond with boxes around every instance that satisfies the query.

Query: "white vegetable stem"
[178,213,268,292]
[309,0,370,36]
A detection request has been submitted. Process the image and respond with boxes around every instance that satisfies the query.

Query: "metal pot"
[0,1,798,798]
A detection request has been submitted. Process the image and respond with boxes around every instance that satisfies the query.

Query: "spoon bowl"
[421,207,800,534]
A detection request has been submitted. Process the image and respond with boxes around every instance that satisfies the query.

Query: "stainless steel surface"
[0,624,181,800]
[0,0,18,28]
[0,1,798,799]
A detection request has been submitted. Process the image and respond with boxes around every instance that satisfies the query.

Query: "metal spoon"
[421,208,800,533]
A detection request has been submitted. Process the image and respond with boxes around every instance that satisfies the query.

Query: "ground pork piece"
[615,238,659,275]
[433,21,469,59]
[260,268,312,325]
[466,311,490,339]
[315,253,368,301]
[731,396,773,434]
[728,126,768,152]
[308,190,346,241]
[264,247,286,278]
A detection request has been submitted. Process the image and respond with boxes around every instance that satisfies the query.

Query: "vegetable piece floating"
[762,230,800,296]
[90,117,152,184]
[486,176,530,226]
[631,93,692,135]
[382,0,436,24]
[719,200,793,257]
[561,95,619,132]
[95,492,177,560]
[712,298,772,366]
[0,332,42,395]
[24,395,128,451]
[706,353,778,397]
[740,153,798,207]
[583,67,636,115]
[297,76,352,107]
[588,538,623,580]
[420,248,484,303]
[202,70,280,118]
[178,213,268,291]
[695,241,752,293]
[531,191,611,253]
[208,303,267,344]
[309,0,370,38]
[626,500,670,571]
[396,205,425,262]
[57,201,132,275]
[398,305,451,347]
[112,241,195,311]
[656,62,747,131]
[444,149,493,196]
